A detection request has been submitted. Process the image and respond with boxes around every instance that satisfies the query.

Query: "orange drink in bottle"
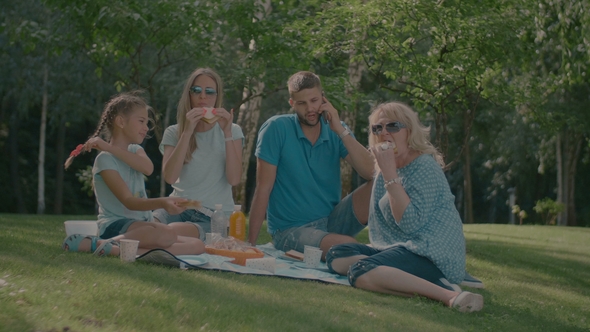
[229,205,246,241]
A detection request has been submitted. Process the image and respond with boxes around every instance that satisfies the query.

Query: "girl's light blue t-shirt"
[93,144,152,236]
[159,123,244,214]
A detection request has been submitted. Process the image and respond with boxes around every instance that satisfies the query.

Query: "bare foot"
[449,291,484,312]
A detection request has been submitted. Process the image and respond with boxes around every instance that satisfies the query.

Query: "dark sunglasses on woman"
[371,121,406,135]
[190,85,217,96]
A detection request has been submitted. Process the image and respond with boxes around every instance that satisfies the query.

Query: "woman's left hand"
[214,107,234,134]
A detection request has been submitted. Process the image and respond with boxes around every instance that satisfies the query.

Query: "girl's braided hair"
[64,91,152,169]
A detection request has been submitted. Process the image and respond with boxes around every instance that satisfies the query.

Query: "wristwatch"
[339,128,351,139]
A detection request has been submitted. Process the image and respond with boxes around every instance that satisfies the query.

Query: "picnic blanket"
[137,243,350,286]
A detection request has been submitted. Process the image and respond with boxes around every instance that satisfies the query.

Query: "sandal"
[62,234,98,252]
[93,238,118,257]
[451,291,484,313]
[62,234,116,257]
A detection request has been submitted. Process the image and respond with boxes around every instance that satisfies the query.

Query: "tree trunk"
[9,108,27,213]
[556,129,582,226]
[37,64,49,214]
[340,57,365,196]
[463,108,473,224]
[233,0,271,207]
[564,132,582,226]
[235,81,264,206]
[53,113,66,214]
[556,132,564,225]
[160,100,172,198]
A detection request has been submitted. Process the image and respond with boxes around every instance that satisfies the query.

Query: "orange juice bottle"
[229,205,246,241]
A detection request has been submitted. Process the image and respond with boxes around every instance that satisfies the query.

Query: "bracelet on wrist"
[339,128,351,139]
[383,177,403,188]
[224,136,233,142]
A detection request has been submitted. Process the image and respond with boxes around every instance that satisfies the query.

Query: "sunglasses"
[371,121,406,135]
[190,85,217,96]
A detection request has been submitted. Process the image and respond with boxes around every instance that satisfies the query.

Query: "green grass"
[1,214,589,332]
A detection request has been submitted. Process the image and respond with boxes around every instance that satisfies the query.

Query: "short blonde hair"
[368,101,445,168]
[176,68,224,163]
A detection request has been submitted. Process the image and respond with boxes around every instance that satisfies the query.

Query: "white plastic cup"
[64,220,98,236]
[304,245,323,268]
[119,239,140,262]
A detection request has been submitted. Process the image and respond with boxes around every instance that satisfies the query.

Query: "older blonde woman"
[153,68,244,240]
[326,101,483,312]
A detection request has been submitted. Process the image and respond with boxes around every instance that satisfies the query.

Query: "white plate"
[180,256,208,266]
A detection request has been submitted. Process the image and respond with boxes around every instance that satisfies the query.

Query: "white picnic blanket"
[137,243,350,286]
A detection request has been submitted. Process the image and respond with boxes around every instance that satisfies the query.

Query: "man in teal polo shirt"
[248,71,375,259]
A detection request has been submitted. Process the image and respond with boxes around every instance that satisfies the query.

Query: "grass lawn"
[1,214,589,332]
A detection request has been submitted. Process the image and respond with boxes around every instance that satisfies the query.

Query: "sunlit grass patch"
[1,215,589,331]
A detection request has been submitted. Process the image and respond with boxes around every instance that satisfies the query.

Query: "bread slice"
[202,107,220,124]
[176,200,202,209]
[285,250,304,261]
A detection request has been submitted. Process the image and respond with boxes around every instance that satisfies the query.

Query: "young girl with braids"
[153,68,244,240]
[62,92,205,256]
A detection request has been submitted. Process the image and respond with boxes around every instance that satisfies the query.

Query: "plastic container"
[211,204,228,237]
[229,205,246,241]
[205,246,264,266]
[64,220,98,236]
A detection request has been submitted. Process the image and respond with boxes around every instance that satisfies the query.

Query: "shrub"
[533,198,565,225]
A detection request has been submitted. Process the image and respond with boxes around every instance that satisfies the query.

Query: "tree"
[2,0,56,214]
[292,0,522,222]
[506,0,590,226]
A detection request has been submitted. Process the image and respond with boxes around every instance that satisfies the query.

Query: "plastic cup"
[304,245,322,268]
[119,239,140,262]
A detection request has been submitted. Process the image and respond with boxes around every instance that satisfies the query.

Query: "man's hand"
[318,95,345,134]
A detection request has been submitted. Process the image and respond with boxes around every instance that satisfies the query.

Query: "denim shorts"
[153,208,211,240]
[326,243,456,291]
[100,218,137,239]
[272,193,366,253]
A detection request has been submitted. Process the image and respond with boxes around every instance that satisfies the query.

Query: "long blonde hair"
[177,68,224,163]
[368,101,445,168]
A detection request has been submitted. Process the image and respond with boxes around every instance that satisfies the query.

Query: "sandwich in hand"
[176,200,202,209]
[202,107,220,124]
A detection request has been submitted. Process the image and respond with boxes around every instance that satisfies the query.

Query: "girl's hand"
[186,108,205,132]
[162,197,188,215]
[371,142,398,179]
[84,137,111,153]
[214,107,234,134]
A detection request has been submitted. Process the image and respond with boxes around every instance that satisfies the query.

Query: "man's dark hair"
[288,71,322,97]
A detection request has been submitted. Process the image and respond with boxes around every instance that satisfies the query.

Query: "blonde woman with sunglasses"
[153,68,244,240]
[326,101,484,312]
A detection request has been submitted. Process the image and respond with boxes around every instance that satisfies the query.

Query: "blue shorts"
[271,193,365,253]
[153,208,211,241]
[326,243,457,291]
[100,218,137,239]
